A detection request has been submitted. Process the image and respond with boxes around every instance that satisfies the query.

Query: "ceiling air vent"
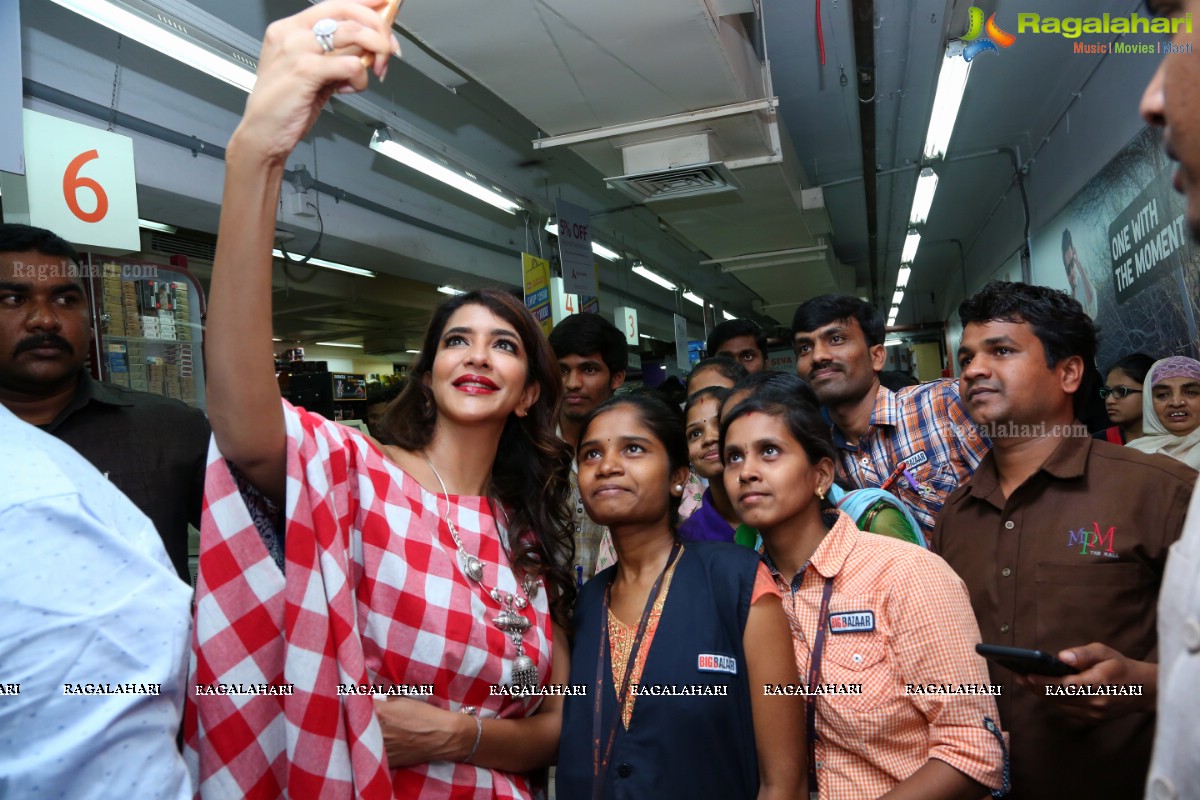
[144,230,217,262]
[606,132,738,202]
[606,161,739,202]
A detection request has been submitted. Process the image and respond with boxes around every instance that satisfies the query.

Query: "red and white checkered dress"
[185,401,552,799]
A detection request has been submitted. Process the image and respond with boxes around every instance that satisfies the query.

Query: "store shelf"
[106,335,196,343]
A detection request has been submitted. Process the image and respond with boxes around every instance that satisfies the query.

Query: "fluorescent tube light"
[723,310,736,321]
[48,0,257,93]
[544,222,621,261]
[138,218,177,234]
[315,341,363,348]
[406,349,420,354]
[272,249,376,278]
[437,285,466,295]
[371,128,521,214]
[893,289,905,305]
[272,337,282,342]
[923,44,973,161]
[887,313,898,326]
[897,265,912,288]
[884,338,904,347]
[632,264,677,291]
[591,241,621,261]
[272,250,374,278]
[902,230,921,264]
[683,291,704,307]
[908,168,939,225]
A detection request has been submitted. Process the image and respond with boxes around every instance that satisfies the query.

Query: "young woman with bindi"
[679,386,757,546]
[556,395,806,799]
[720,381,1006,800]
[193,2,574,796]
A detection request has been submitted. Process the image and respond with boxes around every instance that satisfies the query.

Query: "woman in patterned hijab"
[1129,356,1200,469]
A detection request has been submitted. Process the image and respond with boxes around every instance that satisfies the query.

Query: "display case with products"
[284,370,368,421]
[81,254,206,411]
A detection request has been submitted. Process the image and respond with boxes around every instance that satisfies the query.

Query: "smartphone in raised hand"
[361,0,403,67]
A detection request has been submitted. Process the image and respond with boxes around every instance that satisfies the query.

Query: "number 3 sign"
[20,110,140,250]
[614,306,638,346]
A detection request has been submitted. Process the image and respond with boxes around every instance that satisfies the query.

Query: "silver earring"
[673,483,683,493]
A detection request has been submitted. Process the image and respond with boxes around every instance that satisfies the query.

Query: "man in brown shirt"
[0,224,208,584]
[933,280,1196,800]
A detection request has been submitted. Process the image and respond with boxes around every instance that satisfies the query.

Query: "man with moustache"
[791,294,989,539]
[548,312,627,580]
[0,224,209,584]
[1139,4,1200,794]
[933,281,1195,799]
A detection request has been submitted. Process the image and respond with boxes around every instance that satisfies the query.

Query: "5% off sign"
[14,110,140,250]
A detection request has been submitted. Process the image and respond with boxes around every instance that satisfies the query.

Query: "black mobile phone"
[975,644,1079,677]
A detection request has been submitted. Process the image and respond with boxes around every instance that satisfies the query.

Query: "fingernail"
[380,64,389,83]
[392,35,402,56]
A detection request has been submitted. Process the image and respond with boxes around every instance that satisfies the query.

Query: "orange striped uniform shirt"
[764,511,1006,799]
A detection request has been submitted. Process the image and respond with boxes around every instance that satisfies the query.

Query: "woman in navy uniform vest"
[556,394,805,799]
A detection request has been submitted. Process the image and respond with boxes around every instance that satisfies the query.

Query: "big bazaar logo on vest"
[1067,523,1119,559]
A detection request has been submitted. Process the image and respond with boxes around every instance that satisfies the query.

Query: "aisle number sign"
[522,253,552,335]
[20,110,140,250]
[556,199,599,296]
[550,277,599,326]
[614,306,638,346]
[674,314,690,370]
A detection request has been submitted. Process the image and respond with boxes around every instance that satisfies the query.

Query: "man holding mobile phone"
[933,281,1196,799]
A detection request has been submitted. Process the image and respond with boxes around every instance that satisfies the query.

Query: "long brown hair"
[381,290,576,626]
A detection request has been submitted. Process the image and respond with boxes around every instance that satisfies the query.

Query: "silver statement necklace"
[421,454,540,689]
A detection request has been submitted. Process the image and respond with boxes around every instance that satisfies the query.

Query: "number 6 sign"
[20,110,140,250]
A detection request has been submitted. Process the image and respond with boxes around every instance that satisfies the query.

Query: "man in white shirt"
[0,402,193,799]
[1140,4,1200,797]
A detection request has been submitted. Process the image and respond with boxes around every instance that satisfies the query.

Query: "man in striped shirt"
[792,295,990,541]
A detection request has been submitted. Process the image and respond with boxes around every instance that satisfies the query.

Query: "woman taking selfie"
[189,2,573,797]
[556,394,805,799]
[721,377,1006,800]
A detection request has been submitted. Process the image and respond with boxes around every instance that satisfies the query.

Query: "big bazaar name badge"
[20,110,140,250]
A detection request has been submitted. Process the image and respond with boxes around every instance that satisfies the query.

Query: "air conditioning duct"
[606,133,738,202]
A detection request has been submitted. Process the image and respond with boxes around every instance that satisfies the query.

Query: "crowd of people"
[4,0,1200,798]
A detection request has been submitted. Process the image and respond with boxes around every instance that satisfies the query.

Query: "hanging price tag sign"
[22,110,140,250]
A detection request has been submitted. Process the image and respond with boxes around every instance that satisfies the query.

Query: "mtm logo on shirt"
[1067,522,1118,559]
[829,610,875,634]
[697,653,738,675]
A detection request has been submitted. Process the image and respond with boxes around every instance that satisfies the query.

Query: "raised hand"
[234,0,401,164]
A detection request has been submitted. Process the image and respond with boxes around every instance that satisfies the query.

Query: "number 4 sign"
[19,110,140,250]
